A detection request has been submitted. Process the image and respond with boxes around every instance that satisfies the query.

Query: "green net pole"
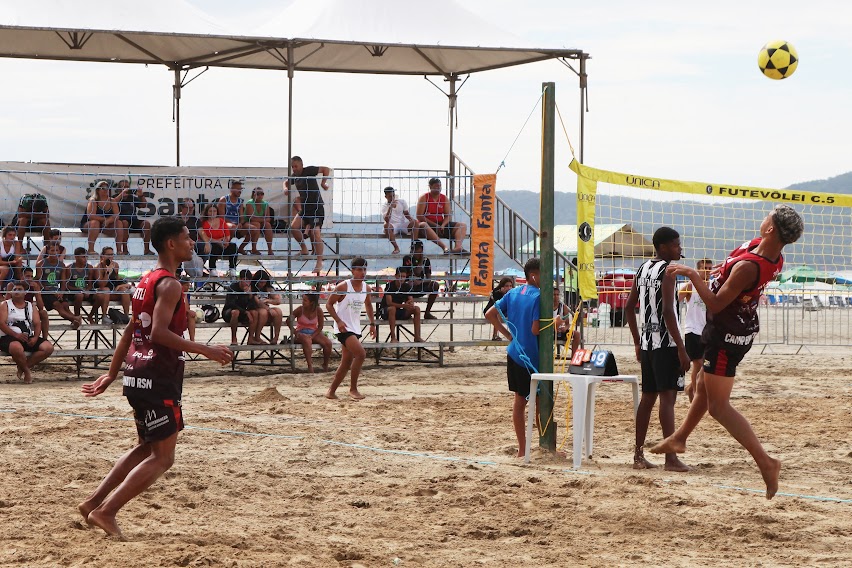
[538,82,556,451]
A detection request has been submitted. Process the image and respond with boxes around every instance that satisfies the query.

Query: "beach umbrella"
[777,265,844,284]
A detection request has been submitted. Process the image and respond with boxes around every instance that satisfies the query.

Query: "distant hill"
[787,171,852,194]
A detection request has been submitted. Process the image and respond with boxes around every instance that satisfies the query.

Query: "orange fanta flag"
[469,173,497,296]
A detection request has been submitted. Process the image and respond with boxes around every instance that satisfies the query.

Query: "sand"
[1,345,852,567]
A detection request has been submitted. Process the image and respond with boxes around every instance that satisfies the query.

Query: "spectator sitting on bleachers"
[415,177,468,254]
[218,179,251,255]
[380,266,424,342]
[18,267,49,340]
[180,276,198,342]
[223,269,258,345]
[67,246,108,324]
[245,187,274,255]
[200,204,238,277]
[251,270,284,344]
[81,181,125,255]
[292,292,332,373]
[403,240,439,319]
[0,280,53,383]
[0,226,25,284]
[113,179,153,256]
[14,192,52,242]
[36,228,66,268]
[484,277,514,341]
[36,242,82,329]
[94,246,131,318]
[382,186,449,255]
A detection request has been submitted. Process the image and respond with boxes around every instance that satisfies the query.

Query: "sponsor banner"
[469,173,497,297]
[0,161,334,229]
[569,160,848,207]
[576,173,598,300]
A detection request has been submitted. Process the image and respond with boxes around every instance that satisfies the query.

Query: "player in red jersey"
[78,217,233,538]
[651,205,804,499]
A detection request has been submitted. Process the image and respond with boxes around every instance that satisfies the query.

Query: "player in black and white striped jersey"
[626,227,691,472]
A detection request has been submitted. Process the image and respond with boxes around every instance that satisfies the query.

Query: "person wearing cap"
[402,241,440,319]
[382,186,449,255]
[245,187,274,255]
[284,156,330,274]
[415,178,468,254]
[114,179,153,256]
[217,180,252,255]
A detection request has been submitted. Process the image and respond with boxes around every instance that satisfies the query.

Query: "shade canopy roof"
[0,0,585,75]
[523,224,656,259]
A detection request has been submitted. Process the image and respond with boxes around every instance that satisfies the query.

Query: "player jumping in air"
[651,205,804,499]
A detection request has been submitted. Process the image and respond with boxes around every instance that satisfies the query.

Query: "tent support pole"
[448,73,457,202]
[173,68,181,166]
[286,42,295,330]
[579,55,587,164]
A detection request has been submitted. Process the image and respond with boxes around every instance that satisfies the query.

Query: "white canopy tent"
[0,0,589,182]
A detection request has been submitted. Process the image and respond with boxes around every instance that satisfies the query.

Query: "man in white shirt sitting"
[382,186,449,255]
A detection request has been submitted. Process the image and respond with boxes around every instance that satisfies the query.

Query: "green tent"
[521,223,655,258]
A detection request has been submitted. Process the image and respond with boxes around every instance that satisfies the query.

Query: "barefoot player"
[325,257,377,400]
[651,205,804,500]
[626,227,691,472]
[78,217,233,538]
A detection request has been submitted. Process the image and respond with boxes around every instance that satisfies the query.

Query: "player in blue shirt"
[485,258,541,458]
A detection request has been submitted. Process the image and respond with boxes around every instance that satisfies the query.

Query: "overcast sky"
[0,0,849,193]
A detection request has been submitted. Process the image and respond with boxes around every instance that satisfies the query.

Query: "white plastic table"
[524,373,640,468]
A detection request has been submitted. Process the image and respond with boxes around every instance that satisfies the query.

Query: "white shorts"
[388,221,411,236]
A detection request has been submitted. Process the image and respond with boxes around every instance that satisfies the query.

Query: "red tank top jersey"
[122,268,188,402]
[708,237,783,338]
[423,193,447,225]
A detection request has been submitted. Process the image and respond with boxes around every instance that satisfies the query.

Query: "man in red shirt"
[651,205,804,500]
[78,216,233,538]
[415,178,468,254]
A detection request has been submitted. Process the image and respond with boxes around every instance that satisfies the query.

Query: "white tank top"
[682,284,707,335]
[332,279,367,335]
[0,239,15,259]
[1,299,32,338]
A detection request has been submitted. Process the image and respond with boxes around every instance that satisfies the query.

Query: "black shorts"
[389,307,410,320]
[42,292,65,311]
[127,397,184,443]
[122,216,146,232]
[223,307,250,324]
[300,205,325,229]
[507,355,532,398]
[434,222,461,239]
[640,347,684,393]
[703,342,751,378]
[684,332,705,360]
[336,331,361,344]
[407,280,437,298]
[0,335,48,354]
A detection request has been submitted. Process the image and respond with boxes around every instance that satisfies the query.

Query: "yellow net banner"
[570,160,850,207]
[469,173,497,296]
[576,174,598,300]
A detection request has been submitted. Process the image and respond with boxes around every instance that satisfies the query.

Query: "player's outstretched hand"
[205,345,234,366]
[82,374,115,397]
[666,264,697,280]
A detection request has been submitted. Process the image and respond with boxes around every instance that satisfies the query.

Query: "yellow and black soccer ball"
[758,40,798,80]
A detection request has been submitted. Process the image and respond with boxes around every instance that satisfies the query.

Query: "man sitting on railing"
[378,267,424,342]
[415,177,467,254]
[403,240,439,320]
[382,186,449,255]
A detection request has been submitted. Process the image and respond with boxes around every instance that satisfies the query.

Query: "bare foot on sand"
[324,390,338,400]
[349,389,365,400]
[650,436,686,455]
[22,368,32,384]
[761,457,781,500]
[86,509,125,539]
[322,365,330,372]
[664,456,692,472]
[633,455,658,469]
[77,501,96,525]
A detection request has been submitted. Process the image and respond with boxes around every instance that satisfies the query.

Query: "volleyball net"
[573,160,852,347]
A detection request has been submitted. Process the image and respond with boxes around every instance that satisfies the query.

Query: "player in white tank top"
[680,259,714,401]
[326,259,377,400]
